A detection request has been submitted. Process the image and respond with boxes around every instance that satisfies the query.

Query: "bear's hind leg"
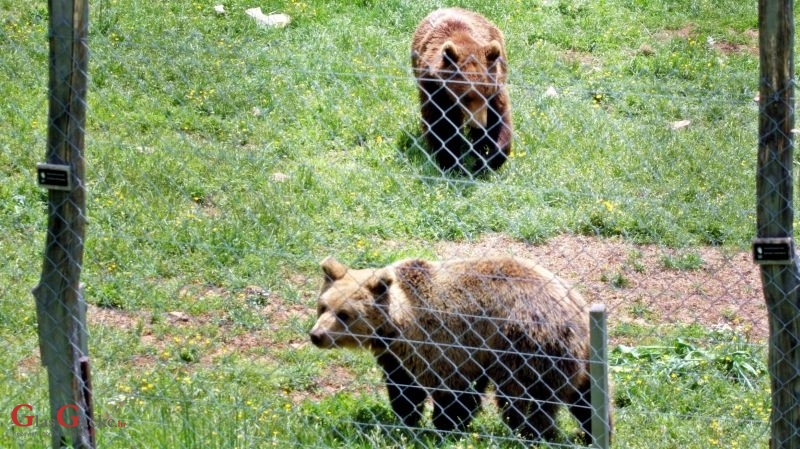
[377,353,427,427]
[431,376,488,433]
[567,375,612,446]
[431,389,482,432]
[497,394,560,442]
[495,374,561,442]
[387,380,427,427]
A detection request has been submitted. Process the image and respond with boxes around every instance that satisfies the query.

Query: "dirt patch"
[713,38,759,56]
[653,25,758,56]
[654,24,696,42]
[716,29,759,56]
[559,49,602,71]
[436,234,766,342]
[287,364,381,405]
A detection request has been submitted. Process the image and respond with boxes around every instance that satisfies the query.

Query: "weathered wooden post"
[755,0,800,448]
[32,0,94,447]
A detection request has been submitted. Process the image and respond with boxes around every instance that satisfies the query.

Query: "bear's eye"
[336,311,351,323]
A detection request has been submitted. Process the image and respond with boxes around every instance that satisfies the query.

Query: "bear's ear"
[321,256,348,281]
[486,41,504,65]
[441,41,461,66]
[370,271,393,305]
[486,41,506,78]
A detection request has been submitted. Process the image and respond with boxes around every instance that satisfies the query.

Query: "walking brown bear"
[309,256,610,444]
[411,8,513,176]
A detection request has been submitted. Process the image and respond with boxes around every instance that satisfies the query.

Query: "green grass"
[0,0,770,447]
[661,251,705,271]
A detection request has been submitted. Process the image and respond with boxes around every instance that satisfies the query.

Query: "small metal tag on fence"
[753,237,796,265]
[36,163,72,191]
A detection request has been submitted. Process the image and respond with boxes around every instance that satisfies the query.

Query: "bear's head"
[309,257,396,350]
[417,34,506,129]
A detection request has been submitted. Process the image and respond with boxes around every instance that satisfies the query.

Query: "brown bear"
[309,256,606,444]
[411,8,513,176]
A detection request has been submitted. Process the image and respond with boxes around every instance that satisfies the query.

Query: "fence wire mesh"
[0,0,785,448]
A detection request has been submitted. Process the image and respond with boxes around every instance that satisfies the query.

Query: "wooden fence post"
[32,0,94,447]
[756,1,800,448]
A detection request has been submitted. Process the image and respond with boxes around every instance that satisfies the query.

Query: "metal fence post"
[589,303,610,449]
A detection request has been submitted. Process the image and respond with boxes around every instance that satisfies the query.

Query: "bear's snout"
[309,328,331,348]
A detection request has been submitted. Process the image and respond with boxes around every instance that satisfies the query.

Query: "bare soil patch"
[652,25,758,56]
[436,234,766,342]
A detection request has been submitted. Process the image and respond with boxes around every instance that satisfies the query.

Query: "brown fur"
[309,256,610,443]
[411,8,513,176]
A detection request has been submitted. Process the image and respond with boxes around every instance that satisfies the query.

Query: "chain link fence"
[1,0,791,447]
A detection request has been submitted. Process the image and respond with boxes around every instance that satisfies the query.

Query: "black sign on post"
[753,237,796,265]
[37,163,72,191]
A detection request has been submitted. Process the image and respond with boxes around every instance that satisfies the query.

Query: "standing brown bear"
[411,8,513,176]
[309,256,607,444]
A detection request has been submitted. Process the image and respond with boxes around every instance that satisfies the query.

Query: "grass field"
[1,0,770,447]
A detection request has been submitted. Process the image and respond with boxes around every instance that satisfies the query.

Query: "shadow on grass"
[300,392,585,448]
[394,125,508,186]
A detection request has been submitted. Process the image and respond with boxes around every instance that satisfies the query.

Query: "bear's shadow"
[330,395,581,448]
[395,125,505,189]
